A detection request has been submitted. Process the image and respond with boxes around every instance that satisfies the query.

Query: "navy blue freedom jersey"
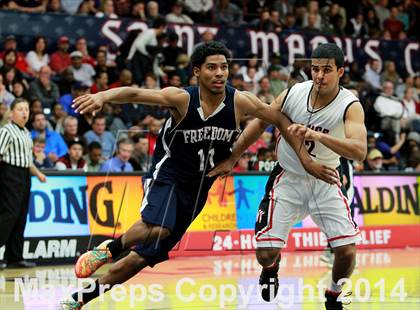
[145,85,241,185]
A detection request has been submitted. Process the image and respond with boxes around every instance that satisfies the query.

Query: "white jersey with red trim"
[278,80,359,175]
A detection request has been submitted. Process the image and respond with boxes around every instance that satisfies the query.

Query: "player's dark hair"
[311,43,344,69]
[191,41,231,69]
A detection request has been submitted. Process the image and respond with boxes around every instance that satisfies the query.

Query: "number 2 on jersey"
[305,140,316,157]
[198,148,215,171]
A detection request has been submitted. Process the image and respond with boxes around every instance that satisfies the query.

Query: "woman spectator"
[381,60,402,86]
[95,0,118,18]
[90,71,109,94]
[1,50,26,81]
[25,37,49,74]
[12,81,30,100]
[365,9,381,38]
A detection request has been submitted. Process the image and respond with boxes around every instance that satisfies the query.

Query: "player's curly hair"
[311,43,344,69]
[191,41,232,69]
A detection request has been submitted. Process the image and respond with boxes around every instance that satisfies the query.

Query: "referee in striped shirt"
[0,98,46,269]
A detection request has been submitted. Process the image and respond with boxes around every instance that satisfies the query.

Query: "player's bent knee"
[150,226,171,240]
[334,244,356,262]
[256,248,280,267]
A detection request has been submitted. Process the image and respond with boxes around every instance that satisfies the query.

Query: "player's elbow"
[354,145,367,162]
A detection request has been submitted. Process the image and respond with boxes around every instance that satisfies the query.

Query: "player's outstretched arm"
[288,102,367,161]
[209,90,338,183]
[72,86,188,115]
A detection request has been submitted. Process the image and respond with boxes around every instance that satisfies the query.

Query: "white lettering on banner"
[359,229,391,245]
[101,20,123,47]
[126,21,148,33]
[291,231,328,248]
[196,26,218,36]
[249,31,280,66]
[310,36,329,50]
[364,40,382,70]
[286,34,305,65]
[6,239,79,259]
[332,37,354,63]
[173,24,195,56]
[404,42,419,76]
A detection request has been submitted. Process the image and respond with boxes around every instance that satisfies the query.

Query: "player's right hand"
[72,93,104,115]
[303,161,338,185]
[207,158,236,178]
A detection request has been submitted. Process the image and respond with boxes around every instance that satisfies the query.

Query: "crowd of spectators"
[0,0,418,173]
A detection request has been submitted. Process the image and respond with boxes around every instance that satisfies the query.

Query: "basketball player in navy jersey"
[61,41,337,309]
[209,43,367,309]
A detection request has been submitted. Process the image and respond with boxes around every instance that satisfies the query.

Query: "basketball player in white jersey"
[209,43,367,309]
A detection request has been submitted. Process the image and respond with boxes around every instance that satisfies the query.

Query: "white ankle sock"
[329,280,342,293]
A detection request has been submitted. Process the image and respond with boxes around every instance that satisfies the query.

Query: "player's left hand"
[287,124,321,141]
[303,160,338,185]
[72,93,104,115]
[207,158,236,178]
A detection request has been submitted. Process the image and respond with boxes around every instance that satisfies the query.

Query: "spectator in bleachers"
[130,133,151,172]
[145,117,162,155]
[31,111,68,162]
[404,132,420,171]
[383,6,404,39]
[48,103,66,134]
[162,33,184,71]
[282,12,299,32]
[103,103,127,138]
[6,0,47,13]
[60,82,90,117]
[29,65,60,112]
[90,71,109,94]
[232,153,251,172]
[76,0,97,16]
[25,36,49,74]
[302,1,322,30]
[0,35,31,76]
[95,0,118,18]
[146,1,162,26]
[363,58,382,92]
[267,65,287,97]
[12,81,29,100]
[396,75,418,100]
[0,74,16,107]
[0,102,10,127]
[374,0,390,29]
[100,138,133,172]
[94,50,118,84]
[1,49,27,81]
[131,1,147,21]
[257,76,275,104]
[32,136,54,169]
[85,141,103,172]
[381,60,402,86]
[58,67,75,95]
[243,0,269,22]
[401,88,420,131]
[288,58,309,86]
[166,1,193,25]
[75,36,96,67]
[364,148,385,172]
[374,81,404,135]
[84,114,115,159]
[50,36,71,74]
[250,8,277,32]
[346,12,368,38]
[127,17,166,85]
[69,51,95,87]
[55,139,87,171]
[213,0,243,27]
[321,2,345,35]
[47,0,65,14]
[113,0,131,17]
[62,115,85,147]
[61,0,83,15]
[109,69,133,89]
[365,8,381,38]
[168,72,182,88]
[3,67,25,94]
[183,0,213,23]
[301,13,322,34]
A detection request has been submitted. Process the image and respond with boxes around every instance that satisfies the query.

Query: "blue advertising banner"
[26,176,89,237]
[0,10,418,76]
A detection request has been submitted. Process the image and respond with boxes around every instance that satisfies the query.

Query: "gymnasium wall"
[0,173,418,264]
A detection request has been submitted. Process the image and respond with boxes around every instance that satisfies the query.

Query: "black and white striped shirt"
[0,122,33,168]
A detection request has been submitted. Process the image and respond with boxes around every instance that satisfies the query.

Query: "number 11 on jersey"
[198,148,215,171]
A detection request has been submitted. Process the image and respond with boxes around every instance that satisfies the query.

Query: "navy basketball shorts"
[133,177,213,267]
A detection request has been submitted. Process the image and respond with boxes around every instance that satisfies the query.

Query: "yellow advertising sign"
[87,176,143,236]
[188,177,237,231]
[353,175,419,226]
